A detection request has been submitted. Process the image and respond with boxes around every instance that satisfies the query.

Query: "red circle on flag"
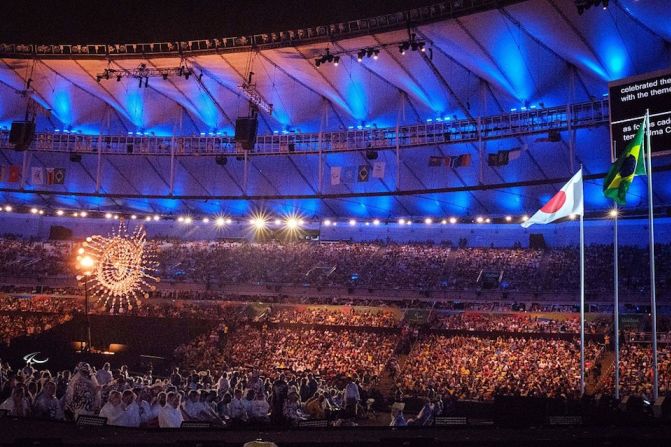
[541,191,566,214]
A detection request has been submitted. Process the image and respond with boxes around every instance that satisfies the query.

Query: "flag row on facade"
[331,162,385,185]
[428,154,472,168]
[0,166,66,185]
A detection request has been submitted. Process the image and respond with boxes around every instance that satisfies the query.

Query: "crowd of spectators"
[267,306,399,327]
[432,312,611,334]
[175,324,396,383]
[0,237,670,294]
[595,344,671,398]
[398,335,605,401]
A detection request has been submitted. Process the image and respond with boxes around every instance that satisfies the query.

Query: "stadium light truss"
[239,82,273,114]
[95,63,201,86]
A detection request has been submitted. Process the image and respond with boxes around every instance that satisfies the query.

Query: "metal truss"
[0,99,609,156]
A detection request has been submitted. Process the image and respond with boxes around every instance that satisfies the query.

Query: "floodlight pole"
[82,277,92,352]
[645,109,658,400]
[579,207,585,396]
[613,200,619,400]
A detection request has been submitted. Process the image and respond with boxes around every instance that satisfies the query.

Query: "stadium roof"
[0,0,669,219]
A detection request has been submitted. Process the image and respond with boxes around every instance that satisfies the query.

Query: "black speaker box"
[234,117,258,150]
[9,121,36,150]
[48,225,73,240]
[366,150,378,160]
[69,153,82,163]
[215,155,227,166]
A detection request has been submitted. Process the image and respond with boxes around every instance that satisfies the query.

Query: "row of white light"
[0,206,616,224]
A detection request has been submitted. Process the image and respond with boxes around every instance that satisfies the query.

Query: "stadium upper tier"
[0,0,669,217]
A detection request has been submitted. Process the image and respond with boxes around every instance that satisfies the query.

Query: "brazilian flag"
[603,116,647,205]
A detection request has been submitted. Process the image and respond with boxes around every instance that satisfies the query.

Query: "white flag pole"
[644,109,658,400]
[613,201,620,400]
[579,167,585,396]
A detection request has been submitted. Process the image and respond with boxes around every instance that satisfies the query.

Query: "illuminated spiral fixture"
[77,222,159,313]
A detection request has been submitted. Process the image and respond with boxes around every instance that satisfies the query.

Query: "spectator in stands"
[99,390,125,426]
[64,363,100,420]
[32,380,60,420]
[0,386,31,417]
[158,392,184,428]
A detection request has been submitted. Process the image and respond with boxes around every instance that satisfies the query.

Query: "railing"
[0,1,519,58]
[0,99,610,157]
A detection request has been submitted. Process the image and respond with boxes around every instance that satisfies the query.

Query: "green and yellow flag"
[603,116,647,205]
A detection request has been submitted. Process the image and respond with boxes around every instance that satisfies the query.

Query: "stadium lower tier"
[1,312,670,431]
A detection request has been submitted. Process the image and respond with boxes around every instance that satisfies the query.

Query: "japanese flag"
[521,169,583,228]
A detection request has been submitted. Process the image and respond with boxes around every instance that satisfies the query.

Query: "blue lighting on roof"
[52,90,72,126]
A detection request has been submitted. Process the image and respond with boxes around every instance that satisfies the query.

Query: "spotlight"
[38,210,44,215]
[153,215,160,221]
[323,219,332,226]
[215,217,225,226]
[373,219,380,226]
[609,209,618,218]
[252,217,267,230]
[441,219,447,224]
[333,56,340,66]
[424,218,432,224]
[105,213,112,219]
[315,59,321,67]
[275,218,282,226]
[113,215,119,220]
[398,218,405,225]
[177,216,184,222]
[418,42,426,52]
[56,210,64,216]
[202,217,209,223]
[476,216,484,223]
[505,216,512,222]
[4,205,12,212]
[145,216,152,221]
[30,208,38,214]
[131,214,137,220]
[373,49,379,60]
[73,212,79,217]
[286,217,299,229]
[225,218,232,224]
[349,219,356,226]
[184,217,192,224]
[357,50,365,62]
[80,211,87,217]
[485,218,491,223]
[522,215,529,222]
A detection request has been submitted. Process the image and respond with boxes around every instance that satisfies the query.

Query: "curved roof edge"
[0,0,526,59]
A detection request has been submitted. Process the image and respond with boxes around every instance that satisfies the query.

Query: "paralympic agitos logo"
[23,352,49,366]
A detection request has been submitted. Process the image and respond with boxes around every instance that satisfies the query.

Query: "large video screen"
[609,68,671,160]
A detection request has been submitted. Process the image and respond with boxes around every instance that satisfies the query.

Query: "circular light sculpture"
[80,222,159,313]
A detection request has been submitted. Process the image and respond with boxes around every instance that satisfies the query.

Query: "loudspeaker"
[69,153,82,162]
[48,225,73,240]
[366,150,378,160]
[548,129,561,142]
[234,117,258,150]
[9,121,36,150]
[126,144,133,154]
[288,142,295,152]
[215,155,227,166]
[529,233,546,249]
